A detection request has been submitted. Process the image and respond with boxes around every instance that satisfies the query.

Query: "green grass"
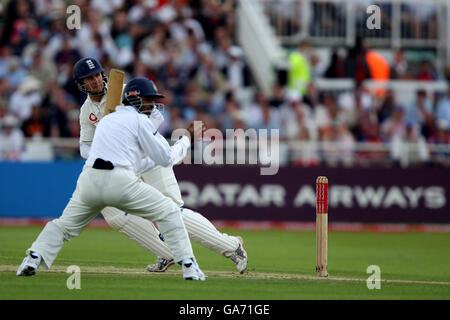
[0,226,449,299]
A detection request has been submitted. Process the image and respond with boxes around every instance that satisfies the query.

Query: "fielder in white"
[72,58,247,273]
[17,77,207,280]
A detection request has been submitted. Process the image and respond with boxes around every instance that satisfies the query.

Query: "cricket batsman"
[70,57,247,273]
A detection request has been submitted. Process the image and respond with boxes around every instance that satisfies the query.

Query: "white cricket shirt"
[85,105,190,173]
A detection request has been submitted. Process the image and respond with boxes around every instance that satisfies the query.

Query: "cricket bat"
[104,69,125,115]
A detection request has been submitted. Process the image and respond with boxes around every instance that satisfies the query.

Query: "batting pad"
[181,208,240,257]
[101,207,173,259]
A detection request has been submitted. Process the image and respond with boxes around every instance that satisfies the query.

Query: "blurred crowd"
[267,0,440,41]
[0,0,449,168]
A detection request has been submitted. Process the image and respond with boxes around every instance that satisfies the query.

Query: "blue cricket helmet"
[122,77,164,104]
[122,78,165,115]
[73,57,107,96]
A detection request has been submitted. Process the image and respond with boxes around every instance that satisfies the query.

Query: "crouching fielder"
[74,58,247,274]
[17,86,206,281]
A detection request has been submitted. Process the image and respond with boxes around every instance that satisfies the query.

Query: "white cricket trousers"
[29,166,193,269]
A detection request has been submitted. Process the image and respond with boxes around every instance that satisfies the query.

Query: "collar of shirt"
[115,105,138,113]
[87,94,106,105]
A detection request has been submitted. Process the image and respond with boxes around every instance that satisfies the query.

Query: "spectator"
[0,102,8,121]
[219,96,243,132]
[292,125,320,167]
[280,91,313,138]
[9,76,42,121]
[54,35,81,66]
[168,5,205,42]
[324,48,345,78]
[102,10,135,69]
[356,111,380,142]
[212,27,232,70]
[344,37,370,83]
[336,123,356,167]
[178,28,202,74]
[194,52,227,102]
[287,41,312,96]
[406,89,434,138]
[8,0,39,56]
[22,31,54,71]
[303,83,321,110]
[244,91,281,133]
[428,119,450,167]
[132,60,151,79]
[269,83,285,109]
[91,0,123,16]
[156,57,186,95]
[338,82,374,130]
[0,115,24,161]
[429,119,450,144]
[315,93,342,139]
[322,123,356,167]
[0,77,11,100]
[28,51,57,96]
[191,0,232,42]
[67,109,80,138]
[48,87,73,137]
[180,85,205,122]
[355,111,385,165]
[139,23,170,72]
[380,106,407,142]
[285,98,317,141]
[436,88,450,126]
[21,105,50,137]
[391,49,410,79]
[378,89,401,123]
[128,0,158,27]
[416,60,437,81]
[445,65,450,83]
[0,46,14,77]
[4,56,28,89]
[390,123,430,168]
[365,48,390,99]
[76,10,108,59]
[222,45,251,91]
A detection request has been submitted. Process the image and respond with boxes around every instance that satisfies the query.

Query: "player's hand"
[185,121,206,141]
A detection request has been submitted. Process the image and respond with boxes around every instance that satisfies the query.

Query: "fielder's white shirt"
[78,87,185,205]
[85,105,190,173]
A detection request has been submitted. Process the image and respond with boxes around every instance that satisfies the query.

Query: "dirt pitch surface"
[2,264,450,286]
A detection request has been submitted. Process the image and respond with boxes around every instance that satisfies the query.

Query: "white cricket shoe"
[146,257,175,272]
[17,251,41,276]
[182,258,206,281]
[229,236,248,274]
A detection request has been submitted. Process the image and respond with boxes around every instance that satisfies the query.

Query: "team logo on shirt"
[89,113,99,123]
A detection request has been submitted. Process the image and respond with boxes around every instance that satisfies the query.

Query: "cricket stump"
[316,176,328,277]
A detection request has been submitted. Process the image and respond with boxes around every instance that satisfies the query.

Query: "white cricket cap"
[228,46,243,58]
[18,76,41,94]
[437,118,449,130]
[2,115,19,128]
[286,90,302,103]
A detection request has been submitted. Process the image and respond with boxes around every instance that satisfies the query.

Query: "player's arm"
[136,156,156,174]
[80,142,91,159]
[79,107,96,159]
[138,117,194,167]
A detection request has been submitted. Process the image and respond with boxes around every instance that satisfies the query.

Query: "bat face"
[104,69,125,115]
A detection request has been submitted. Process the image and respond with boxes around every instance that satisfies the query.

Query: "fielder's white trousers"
[29,167,193,269]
